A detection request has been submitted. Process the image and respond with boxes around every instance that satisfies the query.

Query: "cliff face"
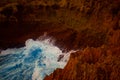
[0,0,120,80]
[0,0,120,49]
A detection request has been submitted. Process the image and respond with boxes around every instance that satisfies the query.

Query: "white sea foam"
[0,36,76,80]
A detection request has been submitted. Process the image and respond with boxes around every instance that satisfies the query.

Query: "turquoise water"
[0,38,72,80]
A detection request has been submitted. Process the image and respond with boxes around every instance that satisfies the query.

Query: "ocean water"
[0,37,75,80]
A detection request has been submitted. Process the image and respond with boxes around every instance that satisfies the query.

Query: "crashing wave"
[0,37,75,80]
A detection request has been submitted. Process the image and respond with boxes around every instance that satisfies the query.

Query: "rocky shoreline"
[0,0,120,80]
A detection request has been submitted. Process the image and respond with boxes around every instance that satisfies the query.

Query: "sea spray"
[0,37,76,80]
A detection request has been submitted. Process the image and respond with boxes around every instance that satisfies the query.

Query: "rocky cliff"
[0,0,120,80]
